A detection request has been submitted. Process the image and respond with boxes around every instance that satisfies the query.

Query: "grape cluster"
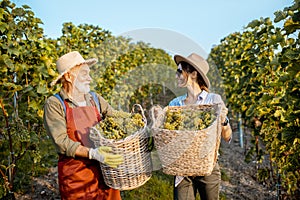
[95,110,145,140]
[163,108,216,131]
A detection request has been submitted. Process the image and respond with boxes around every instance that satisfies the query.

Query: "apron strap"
[54,91,101,114]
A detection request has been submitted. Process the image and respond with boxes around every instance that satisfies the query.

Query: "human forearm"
[221,123,232,143]
[75,145,90,158]
[98,94,113,116]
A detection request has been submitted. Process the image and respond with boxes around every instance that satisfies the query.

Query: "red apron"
[58,100,121,200]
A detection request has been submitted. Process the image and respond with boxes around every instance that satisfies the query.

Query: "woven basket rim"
[163,104,220,112]
[152,117,218,133]
[96,122,147,144]
[151,104,219,131]
[95,103,148,143]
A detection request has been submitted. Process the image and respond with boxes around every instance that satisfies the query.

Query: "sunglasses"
[176,68,182,75]
[176,68,183,74]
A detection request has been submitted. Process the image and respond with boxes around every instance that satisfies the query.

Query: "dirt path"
[218,128,278,200]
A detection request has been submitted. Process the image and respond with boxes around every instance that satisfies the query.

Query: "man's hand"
[89,146,123,168]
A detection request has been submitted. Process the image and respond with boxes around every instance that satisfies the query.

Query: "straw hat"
[174,53,210,88]
[50,51,98,86]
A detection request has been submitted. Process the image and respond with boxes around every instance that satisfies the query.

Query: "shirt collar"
[198,90,208,101]
[179,90,208,105]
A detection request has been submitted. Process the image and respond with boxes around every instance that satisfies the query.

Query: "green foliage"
[95,44,178,111]
[57,22,113,55]
[209,0,300,197]
[0,0,56,197]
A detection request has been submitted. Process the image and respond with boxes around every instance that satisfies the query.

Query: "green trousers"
[174,163,221,200]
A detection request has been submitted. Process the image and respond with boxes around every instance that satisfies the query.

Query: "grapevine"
[94,110,145,140]
[162,108,216,131]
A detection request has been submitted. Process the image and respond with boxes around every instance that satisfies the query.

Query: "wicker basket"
[89,104,152,190]
[150,104,222,176]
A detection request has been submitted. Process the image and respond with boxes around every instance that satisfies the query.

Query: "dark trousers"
[174,163,221,200]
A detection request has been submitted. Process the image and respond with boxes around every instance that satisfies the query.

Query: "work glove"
[89,146,123,168]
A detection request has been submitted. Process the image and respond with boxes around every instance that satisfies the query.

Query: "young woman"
[169,53,232,200]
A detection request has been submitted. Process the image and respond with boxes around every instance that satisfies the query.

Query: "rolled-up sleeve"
[97,94,114,117]
[43,96,80,157]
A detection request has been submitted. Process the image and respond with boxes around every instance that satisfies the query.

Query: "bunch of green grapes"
[94,110,145,140]
[163,108,216,131]
[164,110,183,130]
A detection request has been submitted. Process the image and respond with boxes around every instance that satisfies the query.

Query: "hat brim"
[50,58,97,87]
[174,55,210,88]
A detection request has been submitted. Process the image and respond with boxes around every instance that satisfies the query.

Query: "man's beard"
[74,81,90,94]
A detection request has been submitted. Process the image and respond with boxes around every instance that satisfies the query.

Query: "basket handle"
[131,104,146,120]
[149,105,163,128]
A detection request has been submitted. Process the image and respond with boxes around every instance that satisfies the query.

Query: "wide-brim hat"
[174,53,210,88]
[50,51,98,86]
